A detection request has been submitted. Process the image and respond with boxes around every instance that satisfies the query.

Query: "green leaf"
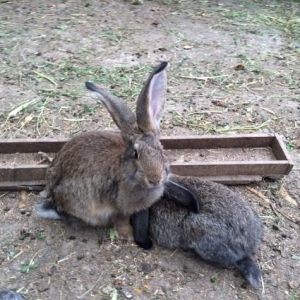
[35,232,46,240]
[6,98,40,119]
[286,142,295,151]
[111,289,118,300]
[21,261,38,273]
[109,228,116,242]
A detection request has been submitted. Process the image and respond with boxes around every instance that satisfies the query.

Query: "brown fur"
[38,62,170,239]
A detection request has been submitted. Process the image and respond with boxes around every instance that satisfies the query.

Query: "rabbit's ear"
[131,209,153,250]
[136,61,169,135]
[85,82,138,142]
[164,180,200,213]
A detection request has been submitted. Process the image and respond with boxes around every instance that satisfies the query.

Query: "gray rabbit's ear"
[85,82,138,142]
[136,61,169,135]
[131,209,153,250]
[164,180,200,213]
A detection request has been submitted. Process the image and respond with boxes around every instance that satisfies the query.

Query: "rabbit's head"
[85,62,170,190]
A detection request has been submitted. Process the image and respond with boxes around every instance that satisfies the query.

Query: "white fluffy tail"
[36,200,61,220]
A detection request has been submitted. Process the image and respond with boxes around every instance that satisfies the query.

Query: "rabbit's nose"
[148,175,161,186]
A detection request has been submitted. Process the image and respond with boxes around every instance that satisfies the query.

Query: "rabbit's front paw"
[116,226,134,242]
[114,215,134,241]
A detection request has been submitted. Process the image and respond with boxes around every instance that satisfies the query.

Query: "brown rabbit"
[37,62,175,239]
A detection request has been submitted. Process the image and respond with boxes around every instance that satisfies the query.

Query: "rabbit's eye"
[133,149,139,159]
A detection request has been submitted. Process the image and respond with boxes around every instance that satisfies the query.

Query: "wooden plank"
[170,161,291,177]
[0,175,286,190]
[0,165,46,182]
[0,134,276,153]
[271,134,294,173]
[0,160,290,183]
[160,134,275,149]
[192,175,281,184]
[0,138,67,153]
[0,176,263,190]
[0,181,45,191]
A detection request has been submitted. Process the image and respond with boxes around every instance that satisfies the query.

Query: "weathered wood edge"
[169,161,291,176]
[0,175,285,190]
[0,133,277,153]
[0,160,290,181]
[0,181,45,191]
[161,134,276,149]
[272,134,294,174]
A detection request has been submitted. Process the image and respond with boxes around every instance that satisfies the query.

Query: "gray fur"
[149,175,263,289]
[37,62,170,239]
[0,290,24,300]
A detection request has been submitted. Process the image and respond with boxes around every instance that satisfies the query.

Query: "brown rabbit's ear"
[85,82,138,142]
[136,61,169,135]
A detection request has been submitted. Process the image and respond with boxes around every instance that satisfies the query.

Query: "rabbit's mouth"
[148,184,163,192]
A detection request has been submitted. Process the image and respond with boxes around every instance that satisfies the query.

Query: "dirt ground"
[0,0,300,299]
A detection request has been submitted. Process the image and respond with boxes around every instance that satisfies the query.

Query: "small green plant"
[21,261,38,273]
[286,142,295,151]
[83,105,95,114]
[111,288,118,300]
[109,228,116,242]
[35,232,46,240]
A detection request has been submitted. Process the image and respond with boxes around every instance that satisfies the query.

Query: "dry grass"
[1,0,299,139]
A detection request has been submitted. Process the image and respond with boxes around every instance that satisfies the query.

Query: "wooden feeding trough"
[0,133,294,190]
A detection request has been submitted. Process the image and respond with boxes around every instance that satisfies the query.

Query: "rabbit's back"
[45,131,124,225]
[149,176,262,263]
[49,131,124,175]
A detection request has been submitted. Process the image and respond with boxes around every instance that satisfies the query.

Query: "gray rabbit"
[37,62,199,239]
[132,175,263,289]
